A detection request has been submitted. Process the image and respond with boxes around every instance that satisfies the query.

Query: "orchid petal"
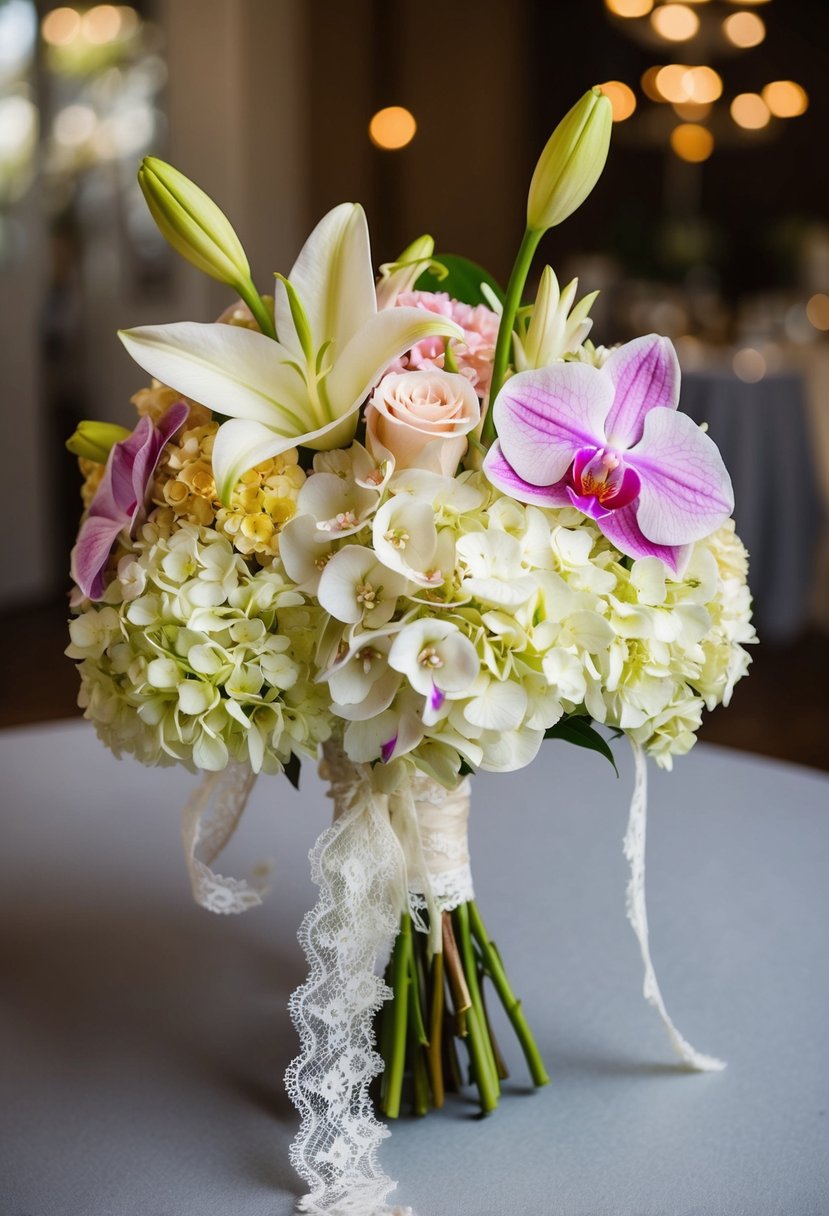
[604,334,680,449]
[492,361,613,487]
[598,503,691,577]
[70,516,125,600]
[629,407,734,545]
[118,322,309,431]
[482,441,572,508]
[323,306,463,427]
[275,203,376,357]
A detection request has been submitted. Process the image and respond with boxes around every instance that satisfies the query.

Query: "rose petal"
[603,334,680,450]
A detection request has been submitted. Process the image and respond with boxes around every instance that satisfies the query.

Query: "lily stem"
[238,281,277,340]
[454,903,500,1112]
[468,900,551,1088]
[482,226,543,447]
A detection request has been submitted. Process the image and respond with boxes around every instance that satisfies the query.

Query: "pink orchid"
[483,334,733,575]
[71,401,189,600]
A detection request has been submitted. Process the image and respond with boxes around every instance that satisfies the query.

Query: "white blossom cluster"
[67,519,331,773]
[272,443,755,787]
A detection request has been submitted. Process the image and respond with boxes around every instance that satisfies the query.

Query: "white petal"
[118,322,308,429]
[317,546,375,623]
[463,676,527,731]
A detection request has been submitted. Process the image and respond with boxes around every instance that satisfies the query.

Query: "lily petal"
[482,440,572,508]
[274,203,376,357]
[629,407,734,545]
[119,322,309,432]
[604,334,680,450]
[323,306,464,429]
[492,361,613,487]
[599,502,691,577]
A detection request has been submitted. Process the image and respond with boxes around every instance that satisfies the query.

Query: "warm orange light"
[683,65,722,103]
[674,100,712,120]
[82,5,122,44]
[763,80,808,118]
[670,123,714,162]
[655,64,691,102]
[605,0,654,15]
[641,65,666,101]
[369,106,417,151]
[600,80,637,122]
[807,294,829,332]
[42,6,82,45]
[733,348,766,382]
[723,11,765,47]
[730,92,770,129]
[651,4,700,41]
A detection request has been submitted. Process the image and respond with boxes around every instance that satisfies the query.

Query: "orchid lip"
[380,735,397,763]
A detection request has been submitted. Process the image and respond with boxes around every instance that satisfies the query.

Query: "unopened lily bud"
[526,87,612,232]
[66,420,130,463]
[138,157,251,289]
[514,266,599,370]
[376,234,436,309]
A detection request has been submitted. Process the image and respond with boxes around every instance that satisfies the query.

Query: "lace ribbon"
[285,744,418,1216]
[624,739,725,1071]
[180,762,267,914]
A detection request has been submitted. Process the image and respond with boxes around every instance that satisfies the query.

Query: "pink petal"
[70,515,126,600]
[604,335,680,450]
[129,401,189,525]
[483,441,572,508]
[492,361,613,487]
[598,503,691,576]
[628,407,734,546]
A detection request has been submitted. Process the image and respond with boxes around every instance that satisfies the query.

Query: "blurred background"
[1,0,827,766]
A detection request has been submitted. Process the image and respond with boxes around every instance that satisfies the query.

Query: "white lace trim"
[625,739,725,1072]
[285,744,411,1215]
[180,763,267,914]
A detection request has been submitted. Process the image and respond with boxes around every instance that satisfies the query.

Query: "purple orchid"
[483,334,733,575]
[71,402,189,600]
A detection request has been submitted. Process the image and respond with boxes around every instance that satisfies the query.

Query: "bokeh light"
[641,65,665,101]
[605,0,654,15]
[763,81,808,119]
[651,4,700,41]
[82,5,123,45]
[723,11,766,47]
[733,348,766,382]
[41,6,82,46]
[730,92,770,130]
[670,123,714,162]
[683,66,722,103]
[806,294,829,332]
[600,80,637,122]
[369,106,417,151]
[54,103,97,147]
[655,64,692,103]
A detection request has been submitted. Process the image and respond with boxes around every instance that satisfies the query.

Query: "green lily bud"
[66,420,131,463]
[138,157,251,289]
[526,87,613,232]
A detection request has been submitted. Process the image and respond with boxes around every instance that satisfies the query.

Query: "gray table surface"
[2,721,828,1216]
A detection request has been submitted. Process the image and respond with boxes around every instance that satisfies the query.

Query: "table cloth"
[681,370,823,643]
[1,720,828,1215]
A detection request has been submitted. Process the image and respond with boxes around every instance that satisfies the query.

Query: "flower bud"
[66,420,130,463]
[138,157,251,289]
[526,87,612,232]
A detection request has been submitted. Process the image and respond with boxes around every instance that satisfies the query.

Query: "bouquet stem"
[377,899,549,1118]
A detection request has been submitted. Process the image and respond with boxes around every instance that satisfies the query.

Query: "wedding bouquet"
[66,88,755,1215]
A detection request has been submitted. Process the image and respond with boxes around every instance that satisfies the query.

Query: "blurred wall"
[0,0,308,609]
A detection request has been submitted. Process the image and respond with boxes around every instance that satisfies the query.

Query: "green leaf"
[415,254,505,308]
[544,716,618,776]
[284,753,301,790]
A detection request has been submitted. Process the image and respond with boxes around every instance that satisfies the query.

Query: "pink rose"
[390,291,500,397]
[366,370,481,477]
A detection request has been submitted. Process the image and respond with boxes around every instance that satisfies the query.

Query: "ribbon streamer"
[180,763,266,914]
[624,739,725,1072]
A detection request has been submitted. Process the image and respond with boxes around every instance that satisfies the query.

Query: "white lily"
[119,204,462,503]
[513,266,598,372]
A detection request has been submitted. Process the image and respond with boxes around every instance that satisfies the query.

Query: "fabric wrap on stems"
[624,739,725,1072]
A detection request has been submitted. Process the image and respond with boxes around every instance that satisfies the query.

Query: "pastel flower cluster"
[67,518,330,773]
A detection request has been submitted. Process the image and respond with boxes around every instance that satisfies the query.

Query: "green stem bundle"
[377,899,549,1118]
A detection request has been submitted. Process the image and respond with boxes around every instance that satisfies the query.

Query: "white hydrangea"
[295,453,755,782]
[67,521,331,774]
